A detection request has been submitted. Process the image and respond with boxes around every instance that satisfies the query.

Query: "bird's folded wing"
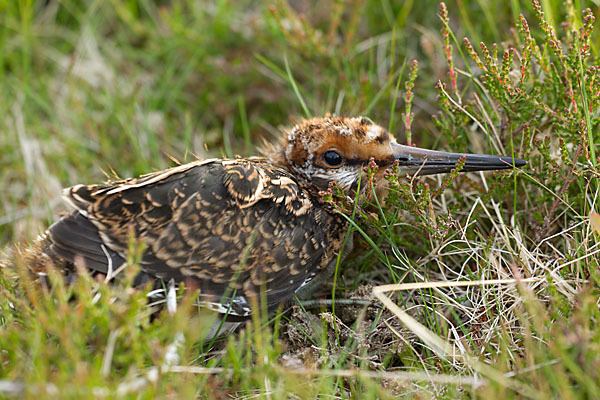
[49,158,345,314]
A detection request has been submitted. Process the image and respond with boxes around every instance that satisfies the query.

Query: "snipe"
[25,115,525,336]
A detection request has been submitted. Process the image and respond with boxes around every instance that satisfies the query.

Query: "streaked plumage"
[23,115,525,333]
[50,158,346,317]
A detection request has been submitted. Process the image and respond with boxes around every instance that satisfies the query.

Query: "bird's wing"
[48,158,346,315]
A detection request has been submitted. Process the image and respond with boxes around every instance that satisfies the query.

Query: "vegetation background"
[1,0,599,398]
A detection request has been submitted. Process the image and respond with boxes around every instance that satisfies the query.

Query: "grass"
[1,0,600,398]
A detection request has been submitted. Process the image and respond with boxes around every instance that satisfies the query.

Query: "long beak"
[391,142,526,176]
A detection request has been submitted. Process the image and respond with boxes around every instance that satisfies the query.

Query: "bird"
[19,115,525,337]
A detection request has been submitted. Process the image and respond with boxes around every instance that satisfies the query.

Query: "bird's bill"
[391,142,526,176]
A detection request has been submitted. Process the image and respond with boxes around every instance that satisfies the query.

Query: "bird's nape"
[390,142,526,176]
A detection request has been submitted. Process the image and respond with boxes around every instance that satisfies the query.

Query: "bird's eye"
[323,150,344,167]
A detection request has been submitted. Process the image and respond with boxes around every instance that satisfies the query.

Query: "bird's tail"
[1,232,61,279]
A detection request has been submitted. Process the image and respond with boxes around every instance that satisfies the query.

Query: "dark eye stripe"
[346,157,395,166]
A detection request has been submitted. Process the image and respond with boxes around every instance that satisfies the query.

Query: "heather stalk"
[439,3,459,103]
[402,60,418,146]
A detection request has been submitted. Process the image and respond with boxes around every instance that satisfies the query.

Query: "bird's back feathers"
[44,158,346,316]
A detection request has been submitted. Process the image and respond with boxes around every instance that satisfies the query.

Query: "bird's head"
[270,115,525,194]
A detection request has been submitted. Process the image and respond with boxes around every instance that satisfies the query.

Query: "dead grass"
[1,0,600,398]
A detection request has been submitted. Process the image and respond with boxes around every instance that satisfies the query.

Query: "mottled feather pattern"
[24,115,524,326]
[51,157,347,315]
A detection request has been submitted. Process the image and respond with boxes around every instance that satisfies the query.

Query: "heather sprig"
[402,60,419,146]
[437,0,599,240]
[2,1,600,398]
[439,3,458,101]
